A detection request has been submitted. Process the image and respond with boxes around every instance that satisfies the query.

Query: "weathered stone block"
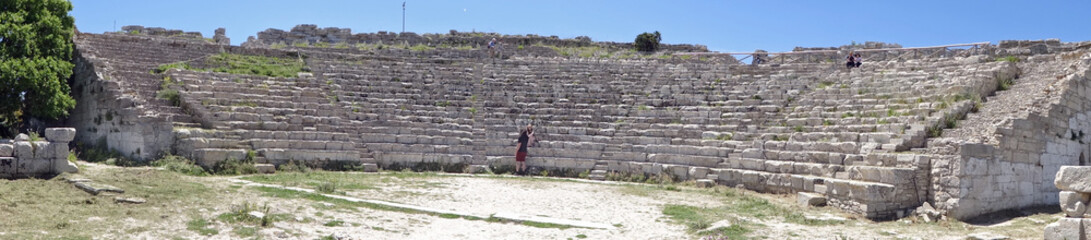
[0,144,11,157]
[1043,218,1082,240]
[13,141,33,159]
[17,158,50,174]
[33,142,53,159]
[45,128,76,142]
[815,184,828,194]
[689,167,709,180]
[798,192,827,207]
[696,179,715,188]
[255,164,275,174]
[53,157,78,173]
[1060,191,1090,217]
[0,157,15,176]
[1056,166,1091,192]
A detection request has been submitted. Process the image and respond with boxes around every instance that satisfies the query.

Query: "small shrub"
[489,164,515,175]
[152,155,208,176]
[998,76,1014,90]
[212,157,259,175]
[634,31,661,52]
[157,89,181,106]
[316,182,337,194]
[217,202,275,227]
[278,159,311,173]
[67,150,78,163]
[28,132,42,141]
[75,140,127,164]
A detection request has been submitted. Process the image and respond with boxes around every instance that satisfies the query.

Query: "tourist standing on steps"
[515,124,533,175]
[488,38,497,58]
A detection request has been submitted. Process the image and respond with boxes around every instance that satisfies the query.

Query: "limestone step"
[588,170,607,181]
[255,164,275,174]
[359,163,379,172]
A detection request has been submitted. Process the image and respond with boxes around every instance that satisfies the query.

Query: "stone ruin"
[66,24,1091,220]
[0,128,79,178]
[241,24,707,53]
[1046,166,1091,239]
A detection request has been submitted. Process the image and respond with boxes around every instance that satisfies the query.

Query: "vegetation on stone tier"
[151,154,208,176]
[634,31,662,52]
[0,0,78,137]
[155,52,308,78]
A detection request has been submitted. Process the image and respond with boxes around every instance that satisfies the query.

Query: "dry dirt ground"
[0,162,1061,239]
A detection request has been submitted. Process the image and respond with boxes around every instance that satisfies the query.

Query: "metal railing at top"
[675,42,992,65]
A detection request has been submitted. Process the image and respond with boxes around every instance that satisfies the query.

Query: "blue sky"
[70,0,1091,52]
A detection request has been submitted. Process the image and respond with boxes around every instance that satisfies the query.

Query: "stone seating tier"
[76,30,1027,219]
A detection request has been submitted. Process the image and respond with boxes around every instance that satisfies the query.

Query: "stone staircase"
[588,160,608,181]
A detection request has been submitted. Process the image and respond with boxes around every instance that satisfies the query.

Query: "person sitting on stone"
[853,52,862,68]
[846,53,856,69]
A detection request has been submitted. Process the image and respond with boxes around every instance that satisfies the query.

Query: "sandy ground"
[1,164,1060,239]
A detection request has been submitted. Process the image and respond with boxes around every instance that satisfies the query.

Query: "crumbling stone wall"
[0,128,78,178]
[67,39,176,161]
[121,25,204,40]
[934,45,1091,220]
[242,24,708,52]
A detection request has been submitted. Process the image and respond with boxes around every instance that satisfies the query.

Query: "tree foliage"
[634,31,661,52]
[0,0,77,132]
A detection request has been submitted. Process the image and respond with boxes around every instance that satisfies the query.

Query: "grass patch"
[216,202,277,227]
[211,157,258,175]
[996,56,1020,62]
[998,75,1015,90]
[151,154,207,176]
[232,226,257,237]
[521,220,572,229]
[242,171,380,191]
[154,53,308,78]
[253,186,423,214]
[186,218,219,236]
[323,220,344,227]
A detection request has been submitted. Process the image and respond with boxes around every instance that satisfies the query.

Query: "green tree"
[634,31,661,52]
[0,0,77,135]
